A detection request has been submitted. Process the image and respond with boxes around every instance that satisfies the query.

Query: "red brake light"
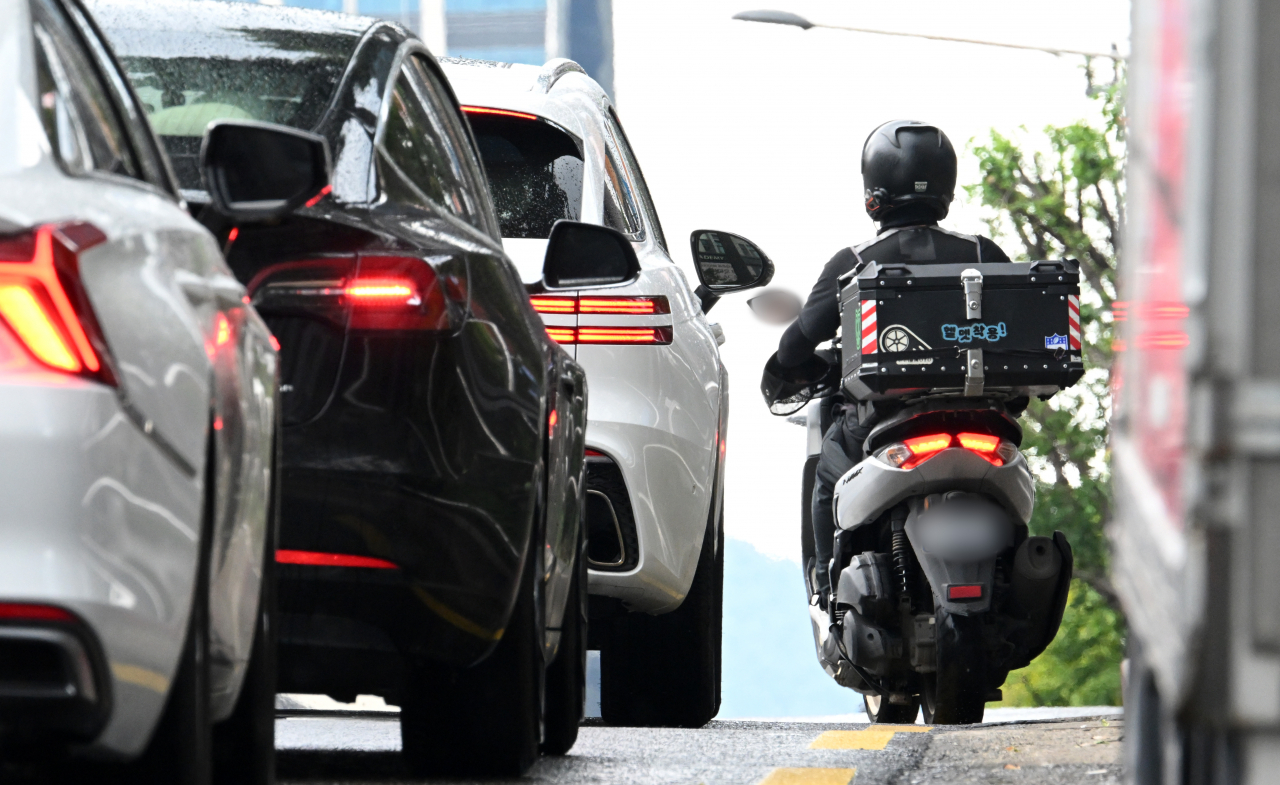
[275,550,398,569]
[461,105,539,121]
[0,603,76,622]
[957,432,1004,466]
[531,296,576,314]
[0,223,114,382]
[579,296,670,315]
[577,326,672,345]
[345,279,418,303]
[546,326,575,343]
[902,433,952,468]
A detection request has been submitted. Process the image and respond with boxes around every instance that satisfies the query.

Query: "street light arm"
[732,10,814,29]
[733,10,1126,61]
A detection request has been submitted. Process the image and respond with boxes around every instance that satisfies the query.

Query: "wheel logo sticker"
[878,324,932,353]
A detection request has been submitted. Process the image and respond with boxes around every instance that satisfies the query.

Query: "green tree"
[965,61,1125,706]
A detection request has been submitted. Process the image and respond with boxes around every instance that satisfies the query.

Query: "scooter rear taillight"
[0,223,117,384]
[879,432,1015,469]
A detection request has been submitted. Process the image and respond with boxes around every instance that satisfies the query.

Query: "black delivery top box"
[840,260,1085,400]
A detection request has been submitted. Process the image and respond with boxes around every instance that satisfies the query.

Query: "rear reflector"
[948,585,983,600]
[585,448,605,457]
[0,223,114,382]
[0,603,76,622]
[275,550,398,569]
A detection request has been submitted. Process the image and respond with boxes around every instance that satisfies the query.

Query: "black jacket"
[777,220,1013,368]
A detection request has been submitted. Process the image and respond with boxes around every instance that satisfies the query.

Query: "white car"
[0,0,319,779]
[442,57,772,727]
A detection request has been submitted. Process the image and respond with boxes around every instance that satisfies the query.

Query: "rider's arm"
[777,248,859,368]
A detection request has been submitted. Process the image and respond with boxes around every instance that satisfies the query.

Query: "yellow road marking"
[758,767,856,785]
[810,726,933,751]
[111,663,169,694]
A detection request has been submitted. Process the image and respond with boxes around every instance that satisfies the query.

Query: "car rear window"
[467,113,583,239]
[100,19,358,190]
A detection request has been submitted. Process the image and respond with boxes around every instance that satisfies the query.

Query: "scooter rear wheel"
[864,692,919,724]
[920,609,987,724]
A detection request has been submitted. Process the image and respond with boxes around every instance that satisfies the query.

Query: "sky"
[609,0,1131,562]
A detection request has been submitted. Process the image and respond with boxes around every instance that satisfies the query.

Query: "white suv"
[442,57,772,727]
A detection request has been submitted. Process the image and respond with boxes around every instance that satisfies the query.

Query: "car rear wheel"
[213,426,279,785]
[400,539,544,776]
[600,509,723,728]
[543,515,586,755]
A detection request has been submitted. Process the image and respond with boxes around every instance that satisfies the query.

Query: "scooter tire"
[864,693,919,724]
[920,609,987,725]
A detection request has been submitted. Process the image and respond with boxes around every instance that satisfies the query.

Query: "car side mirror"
[689,230,774,312]
[542,221,641,289]
[201,121,331,221]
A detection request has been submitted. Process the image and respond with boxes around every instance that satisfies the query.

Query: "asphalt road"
[276,712,1125,784]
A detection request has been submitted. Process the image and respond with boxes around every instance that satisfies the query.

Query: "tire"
[542,517,586,755]
[600,511,723,728]
[213,425,279,785]
[400,542,544,776]
[920,608,987,724]
[864,692,919,724]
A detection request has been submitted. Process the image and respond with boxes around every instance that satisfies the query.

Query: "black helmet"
[861,120,957,222]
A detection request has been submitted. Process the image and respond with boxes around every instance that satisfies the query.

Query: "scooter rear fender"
[905,494,1015,614]
[832,447,1034,534]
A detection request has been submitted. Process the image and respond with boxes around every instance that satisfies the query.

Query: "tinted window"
[31,0,140,180]
[607,108,667,252]
[380,57,483,226]
[103,18,356,189]
[602,139,641,238]
[469,114,583,239]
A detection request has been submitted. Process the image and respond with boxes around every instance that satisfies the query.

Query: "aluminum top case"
[840,260,1085,400]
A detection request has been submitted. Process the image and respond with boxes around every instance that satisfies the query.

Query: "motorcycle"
[770,348,1073,724]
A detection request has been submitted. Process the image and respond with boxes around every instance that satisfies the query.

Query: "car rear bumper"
[0,381,202,757]
[276,465,524,691]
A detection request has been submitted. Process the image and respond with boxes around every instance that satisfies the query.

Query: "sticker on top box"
[941,322,1007,344]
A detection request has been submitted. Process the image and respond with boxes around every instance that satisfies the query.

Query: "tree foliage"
[966,62,1125,706]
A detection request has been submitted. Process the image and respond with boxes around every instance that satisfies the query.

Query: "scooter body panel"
[832,447,1035,533]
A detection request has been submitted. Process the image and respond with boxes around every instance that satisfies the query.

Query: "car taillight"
[542,326,673,345]
[529,295,670,315]
[0,223,116,384]
[878,432,1014,469]
[248,255,450,331]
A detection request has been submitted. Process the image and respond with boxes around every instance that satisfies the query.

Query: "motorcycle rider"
[766,120,1018,600]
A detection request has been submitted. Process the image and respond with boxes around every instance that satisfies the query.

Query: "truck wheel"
[213,427,279,785]
[543,519,586,755]
[921,609,986,724]
[400,541,544,776]
[864,693,919,724]
[601,513,723,728]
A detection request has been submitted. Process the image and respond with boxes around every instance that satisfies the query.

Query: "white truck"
[1114,0,1280,781]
